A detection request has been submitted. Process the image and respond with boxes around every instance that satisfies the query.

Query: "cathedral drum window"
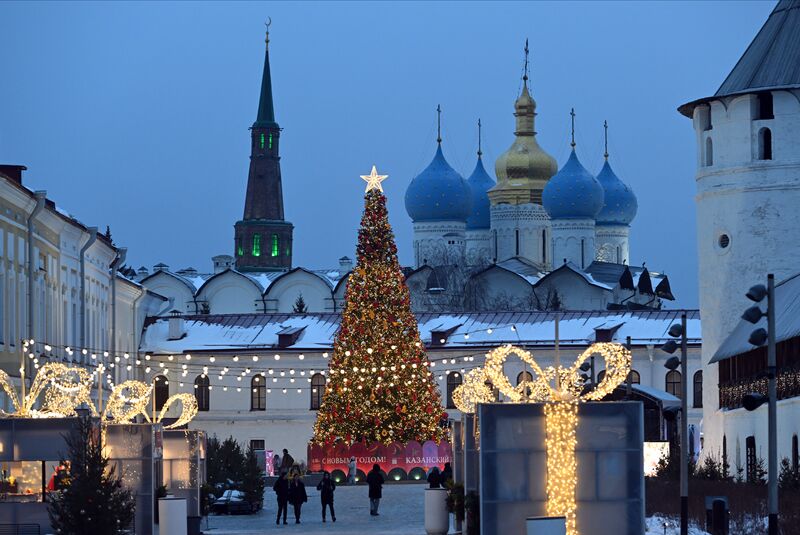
[252,234,261,257]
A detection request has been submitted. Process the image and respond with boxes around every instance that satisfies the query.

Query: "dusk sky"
[0,1,773,308]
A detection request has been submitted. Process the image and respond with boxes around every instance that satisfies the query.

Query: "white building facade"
[140,310,702,463]
[0,164,165,405]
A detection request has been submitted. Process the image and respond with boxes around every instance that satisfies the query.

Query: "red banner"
[307,440,452,480]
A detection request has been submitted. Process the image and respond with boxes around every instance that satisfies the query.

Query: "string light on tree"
[312,167,446,445]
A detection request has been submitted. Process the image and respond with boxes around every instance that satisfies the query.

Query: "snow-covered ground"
[202,482,429,534]
[202,483,725,534]
[645,515,708,534]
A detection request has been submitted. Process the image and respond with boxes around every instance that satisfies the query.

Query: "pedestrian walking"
[288,473,307,524]
[280,448,295,475]
[427,466,441,488]
[273,472,289,525]
[366,463,384,516]
[441,462,453,485]
[316,471,337,522]
[347,456,357,485]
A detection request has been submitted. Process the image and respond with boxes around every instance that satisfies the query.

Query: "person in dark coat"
[272,472,289,525]
[288,475,308,524]
[427,466,441,488]
[316,471,337,522]
[280,448,295,475]
[440,462,453,485]
[366,464,384,516]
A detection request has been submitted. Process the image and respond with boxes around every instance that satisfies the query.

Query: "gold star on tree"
[360,165,388,192]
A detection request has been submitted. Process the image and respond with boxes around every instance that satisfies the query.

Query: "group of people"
[426,462,453,489]
[269,452,452,524]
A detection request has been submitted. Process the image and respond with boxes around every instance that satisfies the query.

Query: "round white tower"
[679,0,800,462]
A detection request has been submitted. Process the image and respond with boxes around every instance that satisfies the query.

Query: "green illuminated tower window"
[268,133,273,150]
[252,234,261,257]
[237,239,243,257]
[259,133,265,150]
[271,234,279,257]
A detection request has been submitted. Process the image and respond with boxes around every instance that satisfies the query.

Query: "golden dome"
[488,81,557,205]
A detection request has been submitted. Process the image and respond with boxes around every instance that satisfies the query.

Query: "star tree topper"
[360,165,388,192]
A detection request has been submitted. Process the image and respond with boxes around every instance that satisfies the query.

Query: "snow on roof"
[632,384,680,406]
[185,275,210,291]
[542,262,613,290]
[140,310,701,354]
[712,272,800,363]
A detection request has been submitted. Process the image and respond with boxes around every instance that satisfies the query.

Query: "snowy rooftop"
[712,272,800,362]
[140,310,700,354]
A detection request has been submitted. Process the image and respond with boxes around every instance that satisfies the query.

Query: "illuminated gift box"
[478,401,644,535]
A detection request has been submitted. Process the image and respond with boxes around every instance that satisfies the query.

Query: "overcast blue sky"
[0,1,773,308]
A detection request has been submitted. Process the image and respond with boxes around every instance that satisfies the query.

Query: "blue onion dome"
[405,144,472,222]
[465,157,495,229]
[542,150,604,219]
[595,160,638,225]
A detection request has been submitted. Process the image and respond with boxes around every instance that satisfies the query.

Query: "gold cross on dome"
[360,165,388,192]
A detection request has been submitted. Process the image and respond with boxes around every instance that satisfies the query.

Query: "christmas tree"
[242,445,266,511]
[312,167,446,445]
[48,416,135,535]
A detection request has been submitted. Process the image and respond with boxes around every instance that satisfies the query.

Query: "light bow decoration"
[452,342,631,535]
[0,364,96,418]
[103,380,198,429]
[451,367,494,415]
[0,364,197,430]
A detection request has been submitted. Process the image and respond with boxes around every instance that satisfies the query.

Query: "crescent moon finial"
[266,16,272,30]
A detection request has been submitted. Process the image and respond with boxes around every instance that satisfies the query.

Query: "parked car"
[210,490,257,515]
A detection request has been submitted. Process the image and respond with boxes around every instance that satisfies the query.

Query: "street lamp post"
[661,312,688,535]
[741,274,778,535]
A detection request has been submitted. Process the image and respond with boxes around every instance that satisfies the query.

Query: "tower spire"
[254,19,277,128]
[437,104,442,144]
[603,120,609,160]
[477,118,482,158]
[237,22,293,272]
[523,39,530,85]
[570,107,576,149]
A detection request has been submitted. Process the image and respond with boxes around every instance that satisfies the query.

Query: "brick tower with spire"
[235,26,293,272]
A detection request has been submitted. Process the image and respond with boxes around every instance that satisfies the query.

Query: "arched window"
[446,372,462,409]
[705,137,714,167]
[665,370,682,399]
[628,370,641,384]
[693,371,703,408]
[194,375,210,412]
[251,375,266,411]
[516,371,533,385]
[310,373,325,410]
[153,375,169,411]
[758,128,772,160]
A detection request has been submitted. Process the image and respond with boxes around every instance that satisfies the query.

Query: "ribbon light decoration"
[452,342,631,535]
[0,364,197,429]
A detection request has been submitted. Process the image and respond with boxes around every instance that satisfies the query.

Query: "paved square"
[202,482,438,535]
